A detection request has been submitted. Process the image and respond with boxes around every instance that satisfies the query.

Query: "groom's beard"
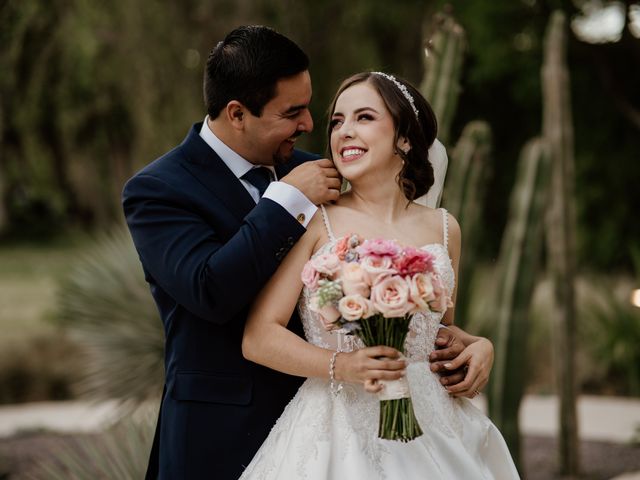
[273,130,304,165]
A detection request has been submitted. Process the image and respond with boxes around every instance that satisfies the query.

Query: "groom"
[124,26,471,480]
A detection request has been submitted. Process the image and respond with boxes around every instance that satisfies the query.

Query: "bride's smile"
[330,83,399,182]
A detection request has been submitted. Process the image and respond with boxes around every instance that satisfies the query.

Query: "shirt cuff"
[263,181,317,228]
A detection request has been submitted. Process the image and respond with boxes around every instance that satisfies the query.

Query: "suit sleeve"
[122,173,306,324]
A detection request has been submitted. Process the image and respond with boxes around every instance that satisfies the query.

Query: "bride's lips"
[339,146,367,163]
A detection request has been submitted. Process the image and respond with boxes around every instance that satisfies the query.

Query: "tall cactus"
[420,10,491,329]
[489,138,552,471]
[542,11,580,476]
[420,10,466,145]
[442,121,492,327]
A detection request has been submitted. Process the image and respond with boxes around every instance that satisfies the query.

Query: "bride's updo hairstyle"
[326,72,437,202]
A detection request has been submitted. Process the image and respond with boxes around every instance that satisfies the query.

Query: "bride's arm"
[242,214,406,388]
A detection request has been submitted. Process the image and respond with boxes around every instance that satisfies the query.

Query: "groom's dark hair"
[204,26,309,119]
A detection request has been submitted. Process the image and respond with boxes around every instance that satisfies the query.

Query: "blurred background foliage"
[1,0,639,271]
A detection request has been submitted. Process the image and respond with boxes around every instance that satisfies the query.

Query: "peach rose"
[360,255,397,285]
[334,235,350,260]
[309,295,341,330]
[370,275,413,318]
[338,294,374,321]
[340,262,370,297]
[310,253,341,276]
[408,273,436,312]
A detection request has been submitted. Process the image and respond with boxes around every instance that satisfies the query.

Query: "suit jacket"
[123,123,316,479]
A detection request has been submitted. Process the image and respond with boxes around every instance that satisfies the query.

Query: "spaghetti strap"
[440,208,449,251]
[319,204,337,242]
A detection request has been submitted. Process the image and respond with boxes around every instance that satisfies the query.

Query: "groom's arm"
[123,172,306,322]
[123,159,339,324]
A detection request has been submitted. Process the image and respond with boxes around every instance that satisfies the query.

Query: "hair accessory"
[371,72,419,120]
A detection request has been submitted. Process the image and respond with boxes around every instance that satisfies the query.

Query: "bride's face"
[329,82,400,182]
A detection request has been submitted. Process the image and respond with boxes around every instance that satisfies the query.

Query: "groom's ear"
[226,101,247,130]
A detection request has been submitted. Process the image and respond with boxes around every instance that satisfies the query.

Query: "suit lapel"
[178,124,256,222]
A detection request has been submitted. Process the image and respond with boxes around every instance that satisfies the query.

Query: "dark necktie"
[242,167,273,198]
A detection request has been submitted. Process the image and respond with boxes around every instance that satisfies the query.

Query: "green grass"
[0,239,90,343]
[0,237,97,403]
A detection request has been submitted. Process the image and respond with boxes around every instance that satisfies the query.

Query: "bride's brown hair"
[326,72,437,201]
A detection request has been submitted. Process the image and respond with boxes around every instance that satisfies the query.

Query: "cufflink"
[296,213,306,224]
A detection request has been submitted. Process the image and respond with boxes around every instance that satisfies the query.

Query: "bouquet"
[301,235,453,442]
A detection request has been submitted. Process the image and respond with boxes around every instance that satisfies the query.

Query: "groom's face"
[243,70,313,166]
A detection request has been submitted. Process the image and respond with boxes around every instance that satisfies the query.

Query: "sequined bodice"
[297,241,455,363]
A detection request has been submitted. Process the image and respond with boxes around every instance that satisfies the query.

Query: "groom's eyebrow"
[284,105,304,115]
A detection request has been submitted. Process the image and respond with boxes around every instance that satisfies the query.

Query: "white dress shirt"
[199,117,317,227]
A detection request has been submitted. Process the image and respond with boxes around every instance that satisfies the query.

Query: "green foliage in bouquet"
[357,314,423,442]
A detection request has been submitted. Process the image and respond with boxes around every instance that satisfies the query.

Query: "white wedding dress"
[240,206,520,480]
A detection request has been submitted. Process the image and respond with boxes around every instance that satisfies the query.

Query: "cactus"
[420,11,466,145]
[421,11,491,329]
[488,138,552,470]
[420,7,580,474]
[542,11,580,476]
[441,121,492,327]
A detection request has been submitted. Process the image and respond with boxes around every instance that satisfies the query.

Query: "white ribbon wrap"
[376,354,410,401]
[377,376,411,401]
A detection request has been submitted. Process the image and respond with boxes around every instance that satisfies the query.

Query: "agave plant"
[56,225,164,407]
[580,251,640,396]
[26,412,156,480]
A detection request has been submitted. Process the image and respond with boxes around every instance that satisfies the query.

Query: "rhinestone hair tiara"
[371,72,419,120]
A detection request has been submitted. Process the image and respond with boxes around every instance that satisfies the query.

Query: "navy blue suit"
[123,123,315,479]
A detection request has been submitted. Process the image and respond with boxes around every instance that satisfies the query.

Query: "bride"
[240,72,519,479]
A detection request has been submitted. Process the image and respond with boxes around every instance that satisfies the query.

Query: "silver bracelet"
[329,350,343,395]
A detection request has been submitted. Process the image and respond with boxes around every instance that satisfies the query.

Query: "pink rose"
[360,255,397,285]
[356,238,401,258]
[310,253,341,276]
[301,261,320,290]
[408,273,436,313]
[309,295,341,330]
[394,247,435,276]
[338,295,374,321]
[340,263,370,297]
[370,275,413,318]
[428,275,454,313]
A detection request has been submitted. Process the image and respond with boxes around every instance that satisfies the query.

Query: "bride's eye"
[357,113,373,122]
[329,118,343,130]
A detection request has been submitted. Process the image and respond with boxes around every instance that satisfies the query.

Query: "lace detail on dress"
[240,232,520,480]
[404,243,455,362]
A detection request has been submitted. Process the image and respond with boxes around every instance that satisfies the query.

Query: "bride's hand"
[441,338,494,398]
[334,346,406,393]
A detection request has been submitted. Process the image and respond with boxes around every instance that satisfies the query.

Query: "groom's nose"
[298,108,313,133]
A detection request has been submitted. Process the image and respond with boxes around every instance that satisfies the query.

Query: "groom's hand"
[429,327,466,387]
[281,159,341,205]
